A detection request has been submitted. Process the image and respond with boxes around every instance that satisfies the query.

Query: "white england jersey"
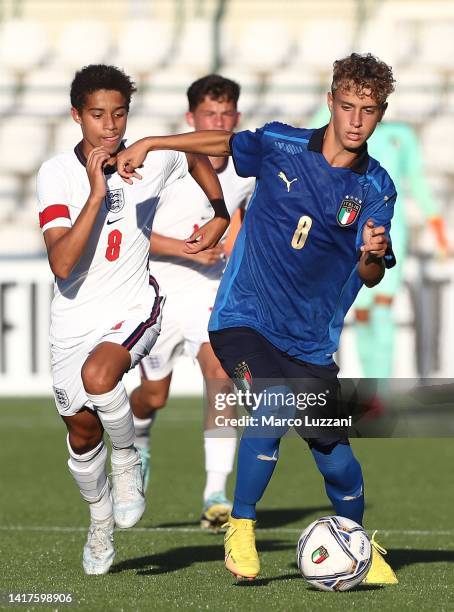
[37,141,188,348]
[151,158,255,293]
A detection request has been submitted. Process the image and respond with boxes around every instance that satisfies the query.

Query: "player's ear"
[71,107,82,125]
[327,92,334,114]
[185,111,195,128]
[233,111,241,129]
[378,102,388,122]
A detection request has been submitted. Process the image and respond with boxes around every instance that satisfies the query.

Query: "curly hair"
[187,74,240,112]
[331,53,395,105]
[70,64,137,112]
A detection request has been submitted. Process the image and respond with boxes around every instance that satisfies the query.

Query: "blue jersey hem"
[208,316,335,367]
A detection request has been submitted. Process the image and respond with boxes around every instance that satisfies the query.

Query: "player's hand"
[183,217,229,254]
[361,219,388,258]
[116,139,148,184]
[86,147,110,201]
[184,244,225,266]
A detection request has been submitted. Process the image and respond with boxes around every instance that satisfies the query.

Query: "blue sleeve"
[356,185,397,269]
[230,127,265,178]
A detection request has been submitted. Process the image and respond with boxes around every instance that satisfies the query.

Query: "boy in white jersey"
[37,65,229,575]
[130,75,255,530]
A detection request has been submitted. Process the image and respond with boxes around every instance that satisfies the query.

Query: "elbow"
[363,278,380,288]
[360,268,385,288]
[49,259,72,280]
[52,268,70,281]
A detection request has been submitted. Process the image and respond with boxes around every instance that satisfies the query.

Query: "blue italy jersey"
[209,122,397,365]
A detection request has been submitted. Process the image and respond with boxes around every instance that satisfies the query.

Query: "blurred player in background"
[130,75,255,530]
[311,107,449,379]
[117,53,399,584]
[36,64,228,575]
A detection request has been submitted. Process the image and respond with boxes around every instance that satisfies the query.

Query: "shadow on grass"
[110,539,292,576]
[153,505,333,530]
[256,506,332,528]
[219,571,383,590]
[388,548,454,570]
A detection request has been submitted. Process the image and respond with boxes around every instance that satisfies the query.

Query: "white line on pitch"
[1,525,453,537]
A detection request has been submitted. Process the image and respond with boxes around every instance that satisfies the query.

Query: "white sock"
[86,382,136,466]
[89,484,113,522]
[133,414,156,451]
[203,427,237,501]
[110,446,137,466]
[204,471,230,501]
[67,437,113,520]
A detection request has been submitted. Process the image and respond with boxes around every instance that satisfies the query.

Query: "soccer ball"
[296,515,372,592]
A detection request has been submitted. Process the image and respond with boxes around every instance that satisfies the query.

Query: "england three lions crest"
[53,386,70,410]
[337,196,362,227]
[105,188,125,213]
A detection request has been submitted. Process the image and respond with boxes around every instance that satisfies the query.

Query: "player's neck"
[322,123,362,169]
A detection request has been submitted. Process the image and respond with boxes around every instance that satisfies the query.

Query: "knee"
[68,430,103,455]
[312,442,360,484]
[141,384,169,411]
[81,360,117,396]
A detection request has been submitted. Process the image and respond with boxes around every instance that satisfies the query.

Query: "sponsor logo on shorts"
[112,320,125,330]
[233,361,252,393]
[53,387,70,410]
[105,188,125,213]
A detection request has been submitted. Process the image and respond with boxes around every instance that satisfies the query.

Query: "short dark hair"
[186,74,240,112]
[70,64,137,112]
[331,53,395,106]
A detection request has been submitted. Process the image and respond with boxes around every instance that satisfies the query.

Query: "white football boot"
[83,516,115,575]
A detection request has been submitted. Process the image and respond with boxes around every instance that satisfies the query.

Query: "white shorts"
[51,293,165,416]
[139,281,218,381]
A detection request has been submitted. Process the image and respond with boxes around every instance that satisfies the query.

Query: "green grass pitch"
[0,398,453,611]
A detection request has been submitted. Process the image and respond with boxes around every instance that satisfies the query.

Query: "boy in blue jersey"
[117,53,398,584]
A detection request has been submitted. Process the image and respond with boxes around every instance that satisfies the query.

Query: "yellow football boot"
[363,531,398,584]
[223,515,260,580]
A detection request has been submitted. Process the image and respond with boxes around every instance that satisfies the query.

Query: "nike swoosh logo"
[107,217,124,225]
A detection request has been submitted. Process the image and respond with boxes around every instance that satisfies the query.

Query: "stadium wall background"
[0,257,452,396]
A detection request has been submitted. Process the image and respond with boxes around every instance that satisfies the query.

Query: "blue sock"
[232,435,280,519]
[311,443,364,525]
[232,385,293,519]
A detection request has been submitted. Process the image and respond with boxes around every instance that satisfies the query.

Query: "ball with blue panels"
[297,515,372,591]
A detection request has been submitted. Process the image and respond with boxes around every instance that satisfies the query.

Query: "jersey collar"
[308,125,370,174]
[74,140,126,175]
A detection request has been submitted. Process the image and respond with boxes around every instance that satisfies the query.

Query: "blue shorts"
[210,326,349,448]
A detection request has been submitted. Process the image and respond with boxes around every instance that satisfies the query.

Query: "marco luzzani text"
[213,389,352,428]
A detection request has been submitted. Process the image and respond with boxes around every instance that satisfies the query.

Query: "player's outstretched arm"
[358,219,387,287]
[43,147,109,279]
[183,152,230,254]
[117,131,232,183]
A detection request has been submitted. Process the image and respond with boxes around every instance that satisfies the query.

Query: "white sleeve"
[37,160,72,232]
[161,150,188,189]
